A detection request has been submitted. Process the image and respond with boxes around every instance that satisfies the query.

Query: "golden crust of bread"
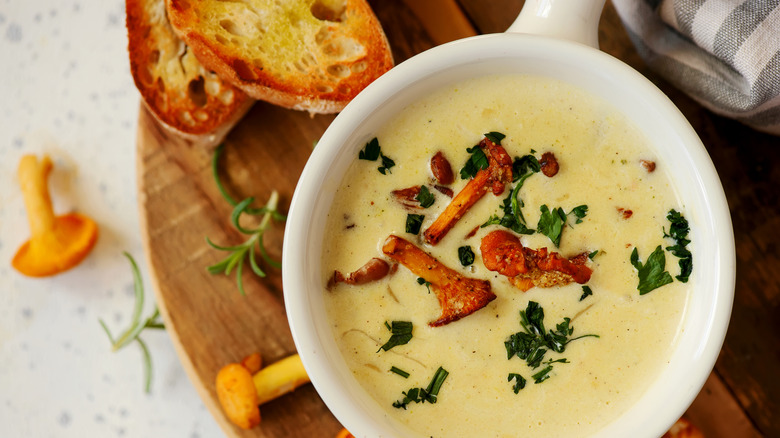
[164,0,394,114]
[126,0,253,140]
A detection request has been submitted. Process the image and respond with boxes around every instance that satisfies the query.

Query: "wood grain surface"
[137,1,777,437]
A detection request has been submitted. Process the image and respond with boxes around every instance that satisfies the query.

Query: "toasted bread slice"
[126,0,254,142]
[164,0,394,114]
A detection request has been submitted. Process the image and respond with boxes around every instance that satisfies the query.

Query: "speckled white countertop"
[0,1,223,436]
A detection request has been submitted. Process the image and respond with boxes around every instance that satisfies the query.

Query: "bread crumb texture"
[166,0,393,113]
[127,0,252,135]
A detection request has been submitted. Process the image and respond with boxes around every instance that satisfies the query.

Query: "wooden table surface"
[137,1,778,437]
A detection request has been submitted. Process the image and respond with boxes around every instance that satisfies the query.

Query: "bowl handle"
[506,0,606,49]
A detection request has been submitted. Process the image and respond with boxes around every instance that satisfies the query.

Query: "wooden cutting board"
[136,1,475,437]
[136,1,762,437]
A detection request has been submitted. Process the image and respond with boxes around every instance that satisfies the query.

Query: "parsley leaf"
[504,301,598,381]
[547,318,575,353]
[378,321,413,352]
[481,182,535,235]
[406,214,424,235]
[630,245,674,295]
[358,137,380,160]
[663,209,692,283]
[415,185,435,208]
[512,154,541,183]
[481,153,542,234]
[507,373,526,394]
[579,285,593,301]
[484,131,506,144]
[531,365,553,384]
[537,204,588,247]
[417,277,432,293]
[393,367,449,409]
[569,205,589,224]
[460,145,489,180]
[358,137,395,174]
[378,154,395,175]
[537,205,567,247]
[458,246,475,266]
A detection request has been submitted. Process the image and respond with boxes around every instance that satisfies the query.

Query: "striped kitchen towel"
[612,0,780,135]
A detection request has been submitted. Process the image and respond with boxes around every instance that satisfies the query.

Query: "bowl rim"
[283,32,736,438]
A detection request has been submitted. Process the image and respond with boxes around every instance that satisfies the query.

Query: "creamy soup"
[321,75,692,437]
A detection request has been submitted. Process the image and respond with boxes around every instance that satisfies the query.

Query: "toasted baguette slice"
[126,0,254,143]
[165,0,394,114]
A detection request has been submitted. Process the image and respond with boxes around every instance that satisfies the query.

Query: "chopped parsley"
[511,154,541,184]
[579,285,593,301]
[588,250,600,260]
[484,131,506,144]
[569,205,589,224]
[358,137,380,160]
[537,204,588,247]
[459,144,489,180]
[663,209,692,283]
[392,366,449,409]
[416,277,432,293]
[390,366,410,378]
[378,321,413,352]
[405,214,424,235]
[507,373,526,393]
[458,245,475,266]
[630,245,674,295]
[481,153,542,234]
[481,182,535,235]
[537,205,566,247]
[531,364,556,384]
[415,185,435,208]
[358,137,395,174]
[504,301,598,380]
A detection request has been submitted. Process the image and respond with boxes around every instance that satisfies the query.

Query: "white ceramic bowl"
[283,1,735,436]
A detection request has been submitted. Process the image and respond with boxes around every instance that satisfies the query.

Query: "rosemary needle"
[99,252,165,393]
[207,144,286,295]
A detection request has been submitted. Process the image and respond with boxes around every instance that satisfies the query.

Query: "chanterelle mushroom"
[12,154,98,277]
[382,235,496,327]
[423,136,513,245]
[480,229,592,291]
[216,353,310,430]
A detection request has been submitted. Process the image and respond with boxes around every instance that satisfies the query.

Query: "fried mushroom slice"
[391,186,422,210]
[327,257,392,290]
[382,235,496,327]
[480,229,592,291]
[423,137,513,245]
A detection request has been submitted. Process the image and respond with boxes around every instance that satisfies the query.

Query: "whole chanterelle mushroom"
[216,353,310,429]
[12,154,98,277]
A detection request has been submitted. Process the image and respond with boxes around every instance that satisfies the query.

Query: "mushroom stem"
[253,354,310,405]
[216,353,311,430]
[18,155,55,239]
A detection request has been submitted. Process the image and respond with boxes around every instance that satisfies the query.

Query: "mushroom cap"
[12,213,98,277]
[216,363,261,430]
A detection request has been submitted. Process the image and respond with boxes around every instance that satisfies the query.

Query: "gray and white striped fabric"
[612,0,780,135]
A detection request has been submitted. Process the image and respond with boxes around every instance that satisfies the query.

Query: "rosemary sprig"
[99,252,165,393]
[207,144,286,295]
